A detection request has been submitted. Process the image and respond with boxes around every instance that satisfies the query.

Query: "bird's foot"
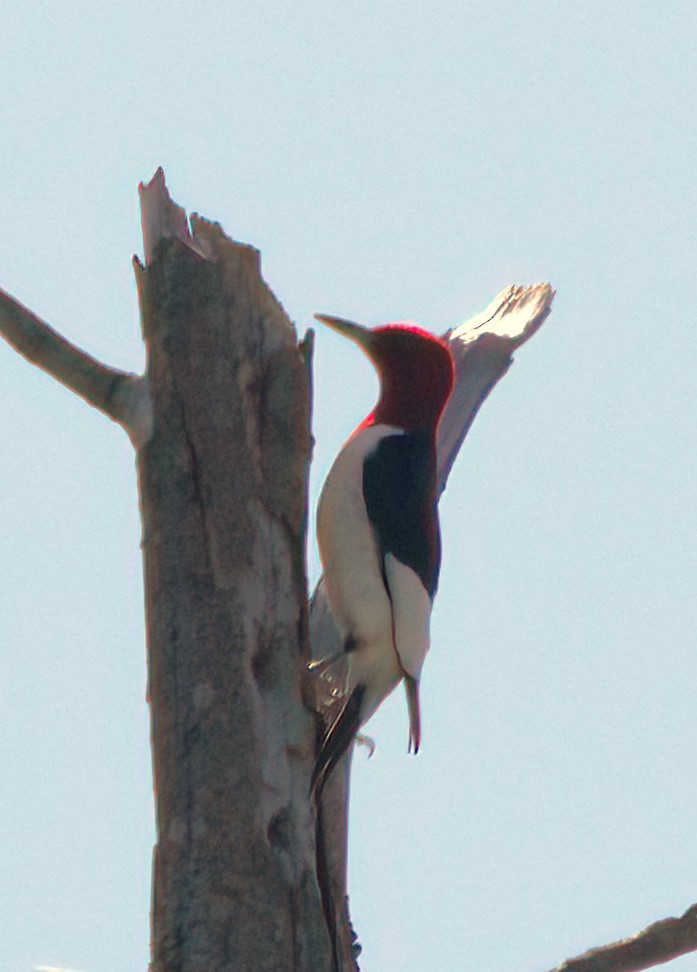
[355,733,376,758]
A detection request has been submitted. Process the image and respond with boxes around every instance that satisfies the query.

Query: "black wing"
[362,431,440,599]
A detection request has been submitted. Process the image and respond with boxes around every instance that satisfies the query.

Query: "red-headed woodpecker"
[311,314,454,794]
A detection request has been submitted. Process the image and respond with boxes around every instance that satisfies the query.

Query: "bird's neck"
[358,408,437,437]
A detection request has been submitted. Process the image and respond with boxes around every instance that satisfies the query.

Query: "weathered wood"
[546,903,697,972]
[0,284,150,445]
[135,172,330,972]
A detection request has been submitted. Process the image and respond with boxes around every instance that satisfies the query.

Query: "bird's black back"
[363,431,441,599]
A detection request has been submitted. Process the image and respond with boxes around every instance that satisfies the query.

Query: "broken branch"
[546,903,697,972]
[0,286,151,446]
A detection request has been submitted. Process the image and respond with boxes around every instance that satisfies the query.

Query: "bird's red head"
[315,315,454,432]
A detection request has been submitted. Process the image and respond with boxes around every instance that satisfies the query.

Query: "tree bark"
[134,171,330,972]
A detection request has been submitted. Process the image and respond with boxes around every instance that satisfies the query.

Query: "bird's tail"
[405,675,421,754]
[311,684,366,797]
[315,793,341,972]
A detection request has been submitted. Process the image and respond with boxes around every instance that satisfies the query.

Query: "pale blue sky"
[2,2,696,971]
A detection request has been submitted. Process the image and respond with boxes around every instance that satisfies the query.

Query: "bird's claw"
[355,733,376,758]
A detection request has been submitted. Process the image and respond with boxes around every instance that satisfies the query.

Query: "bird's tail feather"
[311,684,366,797]
[405,675,421,754]
[315,794,341,972]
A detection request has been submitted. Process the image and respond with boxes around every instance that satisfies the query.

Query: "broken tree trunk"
[134,172,330,971]
[1,169,333,972]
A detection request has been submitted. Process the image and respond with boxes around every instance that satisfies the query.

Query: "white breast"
[317,424,404,706]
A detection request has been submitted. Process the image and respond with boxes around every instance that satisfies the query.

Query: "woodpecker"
[311,314,454,794]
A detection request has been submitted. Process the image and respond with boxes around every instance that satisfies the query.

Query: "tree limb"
[546,903,697,972]
[0,285,151,446]
[437,282,554,495]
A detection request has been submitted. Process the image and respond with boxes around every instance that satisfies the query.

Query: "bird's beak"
[314,314,374,351]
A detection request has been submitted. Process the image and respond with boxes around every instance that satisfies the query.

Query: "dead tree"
[1,171,693,972]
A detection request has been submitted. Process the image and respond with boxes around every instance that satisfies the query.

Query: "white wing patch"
[384,552,432,679]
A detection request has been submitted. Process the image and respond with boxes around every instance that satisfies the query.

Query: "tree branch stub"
[546,903,697,972]
[0,284,151,445]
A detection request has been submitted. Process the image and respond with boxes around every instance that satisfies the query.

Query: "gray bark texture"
[134,172,330,972]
